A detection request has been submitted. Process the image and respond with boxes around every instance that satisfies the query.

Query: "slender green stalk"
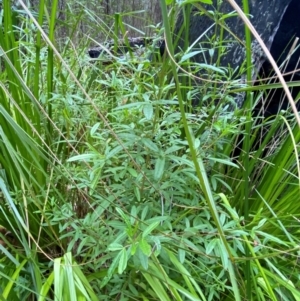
[47,0,58,135]
[241,0,254,297]
[159,1,240,300]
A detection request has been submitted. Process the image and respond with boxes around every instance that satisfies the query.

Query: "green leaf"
[180,51,203,62]
[178,247,185,264]
[118,248,128,274]
[206,239,218,255]
[154,156,165,180]
[184,0,212,4]
[141,138,159,152]
[131,205,137,224]
[138,250,149,270]
[131,243,138,255]
[255,231,288,246]
[108,243,123,251]
[67,153,99,162]
[143,103,153,120]
[100,251,121,288]
[64,253,77,301]
[139,238,151,257]
[134,185,141,202]
[142,221,160,238]
[90,122,100,136]
[208,157,239,168]
[217,240,228,271]
[141,273,171,301]
[165,0,174,5]
[116,207,131,229]
[2,259,27,300]
[141,205,149,220]
[38,272,54,301]
[128,167,137,177]
[166,250,206,300]
[197,64,225,74]
[253,218,267,230]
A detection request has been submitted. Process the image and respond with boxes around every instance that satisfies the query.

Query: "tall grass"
[0,0,299,300]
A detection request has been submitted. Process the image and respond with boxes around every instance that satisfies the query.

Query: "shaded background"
[26,0,162,44]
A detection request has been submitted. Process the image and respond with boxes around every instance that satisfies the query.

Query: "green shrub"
[0,0,299,300]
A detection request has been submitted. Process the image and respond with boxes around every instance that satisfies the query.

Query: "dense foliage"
[0,0,299,300]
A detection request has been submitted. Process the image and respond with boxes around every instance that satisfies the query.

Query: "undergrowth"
[0,0,299,300]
